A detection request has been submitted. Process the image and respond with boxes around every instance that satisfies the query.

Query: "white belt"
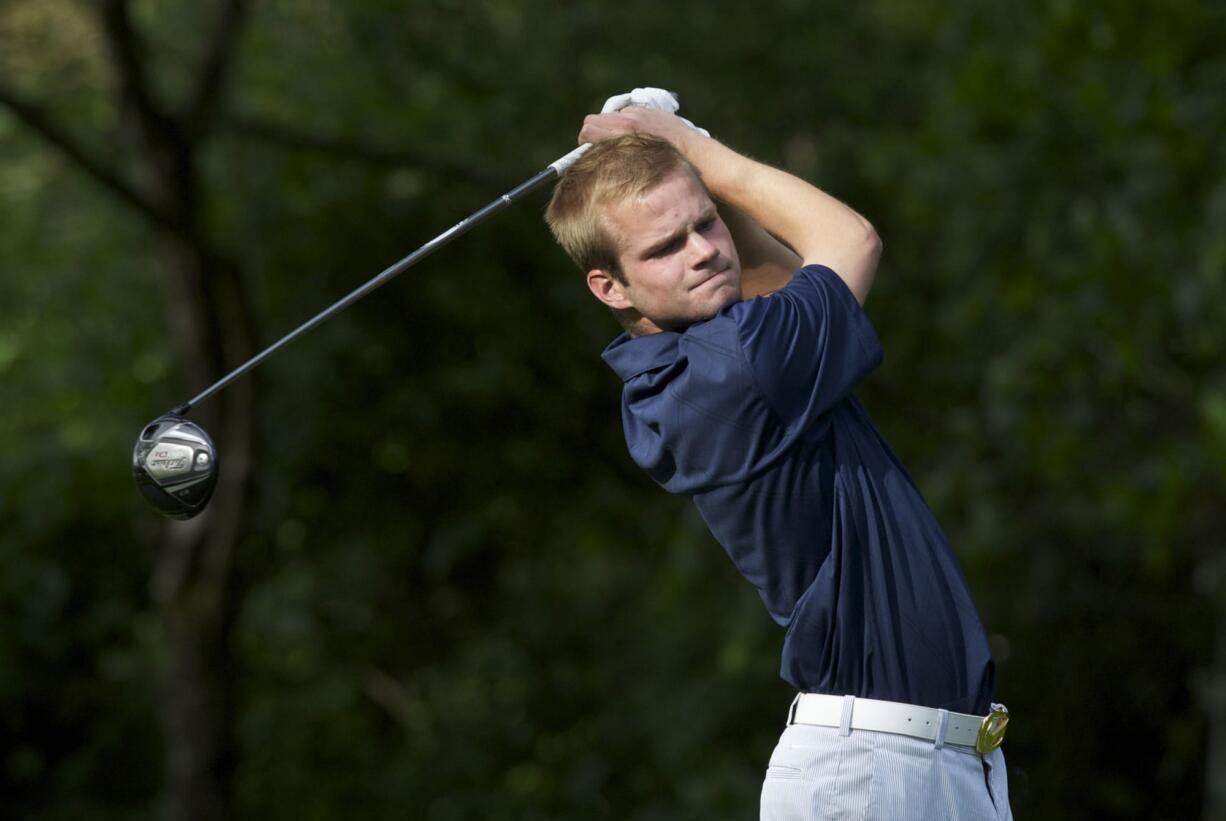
[788,693,1009,754]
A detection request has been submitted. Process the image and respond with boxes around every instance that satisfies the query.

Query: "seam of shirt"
[730,267,832,434]
[809,265,882,375]
[757,266,881,426]
[728,309,798,449]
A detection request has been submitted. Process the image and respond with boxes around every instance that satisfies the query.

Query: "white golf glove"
[600,87,711,137]
[549,87,710,174]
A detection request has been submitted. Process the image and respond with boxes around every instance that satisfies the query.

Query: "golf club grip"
[173,160,571,416]
[549,143,593,174]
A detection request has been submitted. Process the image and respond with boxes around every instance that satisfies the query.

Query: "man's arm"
[716,199,802,298]
[579,108,882,304]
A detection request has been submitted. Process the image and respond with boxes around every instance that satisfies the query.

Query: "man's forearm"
[716,199,801,298]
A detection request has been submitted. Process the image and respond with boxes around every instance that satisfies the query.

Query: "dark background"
[2,1,1224,819]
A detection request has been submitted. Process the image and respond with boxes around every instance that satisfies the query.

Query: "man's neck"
[627,318,664,338]
[614,308,665,338]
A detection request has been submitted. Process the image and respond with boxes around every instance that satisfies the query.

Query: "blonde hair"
[545,134,700,284]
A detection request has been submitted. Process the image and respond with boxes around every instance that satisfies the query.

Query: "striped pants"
[760,723,1012,820]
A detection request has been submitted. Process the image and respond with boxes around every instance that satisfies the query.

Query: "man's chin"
[684,291,741,327]
[711,279,743,311]
[703,268,741,301]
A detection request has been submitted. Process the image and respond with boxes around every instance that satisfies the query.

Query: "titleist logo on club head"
[150,451,189,470]
[145,443,195,478]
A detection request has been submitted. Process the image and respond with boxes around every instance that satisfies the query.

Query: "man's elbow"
[860,218,883,269]
[795,217,882,304]
[845,218,881,304]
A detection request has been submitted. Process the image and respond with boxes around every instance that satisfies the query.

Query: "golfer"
[546,91,1013,820]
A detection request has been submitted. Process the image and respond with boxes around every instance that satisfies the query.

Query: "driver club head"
[132,414,218,520]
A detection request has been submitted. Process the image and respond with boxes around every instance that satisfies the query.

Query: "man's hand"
[578,107,700,151]
[598,87,711,134]
[600,87,677,114]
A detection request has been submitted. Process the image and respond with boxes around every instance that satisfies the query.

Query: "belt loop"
[838,695,855,737]
[787,693,801,726]
[933,708,949,749]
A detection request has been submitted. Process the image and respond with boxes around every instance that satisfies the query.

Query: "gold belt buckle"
[975,705,1009,754]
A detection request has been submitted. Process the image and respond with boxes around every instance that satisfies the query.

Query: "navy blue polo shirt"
[601,265,995,715]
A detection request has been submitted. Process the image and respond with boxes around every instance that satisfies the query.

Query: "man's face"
[593,169,741,334]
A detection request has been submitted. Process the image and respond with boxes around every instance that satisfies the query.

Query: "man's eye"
[697,217,716,232]
[652,238,683,257]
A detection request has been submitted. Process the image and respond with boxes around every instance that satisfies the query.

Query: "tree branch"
[0,77,185,237]
[220,114,516,191]
[184,0,250,141]
[99,0,175,149]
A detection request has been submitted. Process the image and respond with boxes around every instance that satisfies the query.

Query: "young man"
[546,97,1012,820]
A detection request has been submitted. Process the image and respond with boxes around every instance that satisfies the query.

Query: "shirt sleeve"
[732,265,883,430]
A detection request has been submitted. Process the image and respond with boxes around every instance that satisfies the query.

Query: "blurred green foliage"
[2,0,1225,819]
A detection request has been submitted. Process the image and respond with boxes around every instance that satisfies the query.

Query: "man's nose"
[688,231,719,266]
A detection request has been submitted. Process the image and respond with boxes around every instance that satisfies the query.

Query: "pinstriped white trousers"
[760,723,1012,820]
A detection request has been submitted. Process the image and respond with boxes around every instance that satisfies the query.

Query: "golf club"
[133,142,593,519]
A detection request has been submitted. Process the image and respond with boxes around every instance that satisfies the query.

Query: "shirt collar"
[600,330,681,381]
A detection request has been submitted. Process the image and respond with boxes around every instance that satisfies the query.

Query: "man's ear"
[586,269,633,310]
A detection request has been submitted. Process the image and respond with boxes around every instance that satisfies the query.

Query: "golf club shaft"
[171,144,592,416]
